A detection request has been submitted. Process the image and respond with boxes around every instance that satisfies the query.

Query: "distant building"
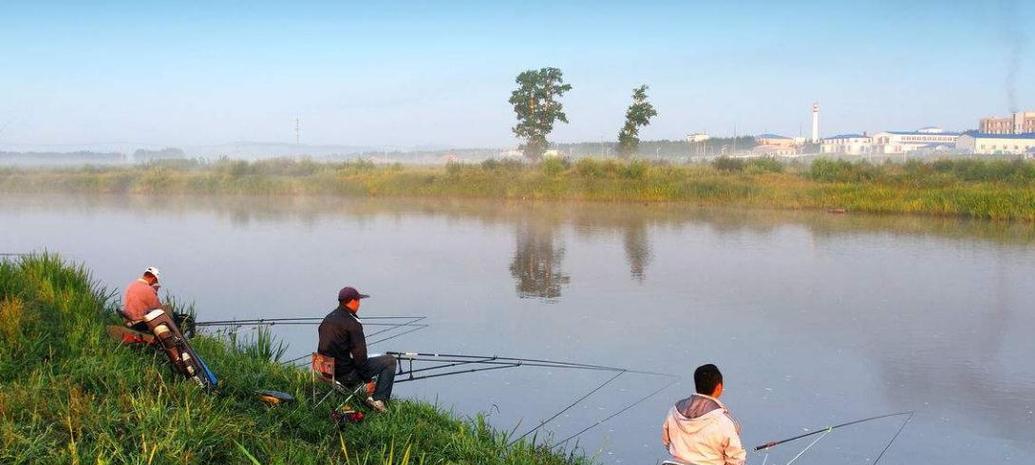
[870,130,960,154]
[687,133,710,143]
[752,144,797,157]
[979,111,1035,134]
[957,133,1035,155]
[755,134,798,148]
[821,134,872,155]
[753,134,800,156]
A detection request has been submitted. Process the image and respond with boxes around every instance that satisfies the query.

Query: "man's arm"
[147,285,162,310]
[722,420,747,465]
[661,415,671,448]
[348,321,369,375]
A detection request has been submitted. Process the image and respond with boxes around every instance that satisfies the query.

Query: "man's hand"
[365,381,376,396]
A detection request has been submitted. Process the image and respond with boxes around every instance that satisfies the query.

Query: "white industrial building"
[870,128,960,154]
[821,134,873,155]
[956,133,1035,155]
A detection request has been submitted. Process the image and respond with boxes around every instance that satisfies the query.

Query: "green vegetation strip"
[2,157,1035,221]
[0,254,587,465]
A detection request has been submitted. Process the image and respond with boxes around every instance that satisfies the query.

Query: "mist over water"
[2,195,1033,464]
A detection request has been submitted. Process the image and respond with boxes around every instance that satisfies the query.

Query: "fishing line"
[510,370,626,445]
[784,429,830,465]
[367,324,429,346]
[549,377,681,449]
[872,411,913,465]
[365,317,427,338]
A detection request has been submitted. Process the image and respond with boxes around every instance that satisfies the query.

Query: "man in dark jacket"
[317,286,396,412]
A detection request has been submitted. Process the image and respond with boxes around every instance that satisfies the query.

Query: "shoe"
[364,396,387,413]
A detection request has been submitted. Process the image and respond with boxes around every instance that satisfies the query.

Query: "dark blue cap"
[338,286,370,302]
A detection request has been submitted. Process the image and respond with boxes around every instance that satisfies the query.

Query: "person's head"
[694,363,724,398]
[142,266,161,286]
[337,286,370,313]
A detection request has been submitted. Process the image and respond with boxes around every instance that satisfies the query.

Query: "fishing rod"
[754,411,914,465]
[754,411,914,451]
[194,315,426,327]
[387,352,675,378]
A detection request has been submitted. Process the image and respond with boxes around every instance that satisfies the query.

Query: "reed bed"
[0,254,587,465]
[2,157,1034,221]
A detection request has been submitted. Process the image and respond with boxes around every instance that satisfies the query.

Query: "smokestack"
[811,102,820,143]
[1001,0,1025,113]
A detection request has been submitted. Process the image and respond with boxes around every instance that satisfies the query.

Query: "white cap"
[144,266,161,280]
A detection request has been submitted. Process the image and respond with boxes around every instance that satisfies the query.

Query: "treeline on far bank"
[1,156,1034,221]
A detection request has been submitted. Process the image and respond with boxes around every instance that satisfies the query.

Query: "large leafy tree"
[617,85,658,157]
[509,68,573,160]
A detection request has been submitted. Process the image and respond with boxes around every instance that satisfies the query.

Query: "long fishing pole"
[388,355,637,375]
[387,352,675,378]
[754,411,915,451]
[195,315,426,326]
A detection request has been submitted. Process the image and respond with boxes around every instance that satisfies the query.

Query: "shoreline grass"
[2,157,1035,221]
[0,254,588,465]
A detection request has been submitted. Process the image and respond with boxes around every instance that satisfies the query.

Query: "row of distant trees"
[509,67,657,160]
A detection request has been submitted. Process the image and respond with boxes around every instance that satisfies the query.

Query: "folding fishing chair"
[310,353,367,407]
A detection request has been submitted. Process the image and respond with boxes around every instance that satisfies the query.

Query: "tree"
[617,85,658,157]
[509,67,573,160]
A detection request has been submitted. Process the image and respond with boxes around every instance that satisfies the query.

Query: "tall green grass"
[0,254,588,465]
[2,157,1034,220]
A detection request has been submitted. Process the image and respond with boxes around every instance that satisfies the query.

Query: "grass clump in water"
[0,254,588,465]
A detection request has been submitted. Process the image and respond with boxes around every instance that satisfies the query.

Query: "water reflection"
[510,221,569,299]
[622,222,652,282]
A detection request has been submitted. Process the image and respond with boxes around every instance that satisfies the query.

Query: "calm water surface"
[2,194,1033,465]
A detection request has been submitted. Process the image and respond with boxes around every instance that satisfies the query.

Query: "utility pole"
[732,124,737,156]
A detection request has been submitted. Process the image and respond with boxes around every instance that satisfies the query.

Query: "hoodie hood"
[669,394,740,435]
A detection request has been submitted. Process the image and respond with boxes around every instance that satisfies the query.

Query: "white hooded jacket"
[661,393,746,465]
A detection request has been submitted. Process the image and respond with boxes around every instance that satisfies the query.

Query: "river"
[1,194,1032,465]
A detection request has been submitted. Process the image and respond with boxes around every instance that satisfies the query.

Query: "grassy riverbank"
[0,254,586,465]
[2,157,1035,221]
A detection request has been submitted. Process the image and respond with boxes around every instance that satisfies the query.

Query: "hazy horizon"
[1,1,1031,150]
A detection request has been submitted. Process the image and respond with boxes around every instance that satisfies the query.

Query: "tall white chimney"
[811,102,820,143]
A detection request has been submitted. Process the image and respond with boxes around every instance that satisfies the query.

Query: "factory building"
[870,128,960,154]
[979,111,1035,134]
[821,134,872,155]
[956,133,1035,155]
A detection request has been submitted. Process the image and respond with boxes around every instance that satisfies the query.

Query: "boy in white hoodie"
[661,364,746,465]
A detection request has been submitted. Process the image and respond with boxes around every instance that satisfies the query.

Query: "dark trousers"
[350,355,397,402]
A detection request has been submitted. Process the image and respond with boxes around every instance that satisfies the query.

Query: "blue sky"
[0,1,1031,148]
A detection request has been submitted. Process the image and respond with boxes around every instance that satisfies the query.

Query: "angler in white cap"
[121,266,163,331]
